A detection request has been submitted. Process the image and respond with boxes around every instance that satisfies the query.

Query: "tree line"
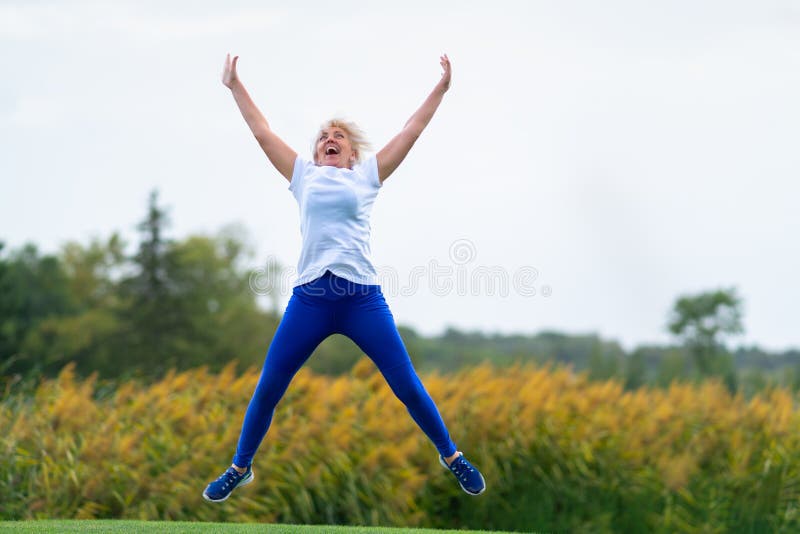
[2,191,798,395]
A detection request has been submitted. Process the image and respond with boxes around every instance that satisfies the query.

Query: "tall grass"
[2,361,799,532]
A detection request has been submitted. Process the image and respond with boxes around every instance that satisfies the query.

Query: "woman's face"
[315,127,356,168]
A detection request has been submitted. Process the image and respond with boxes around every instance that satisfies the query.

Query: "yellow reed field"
[2,361,799,532]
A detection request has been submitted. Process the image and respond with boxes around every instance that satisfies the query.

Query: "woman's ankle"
[444,451,462,466]
[231,464,247,474]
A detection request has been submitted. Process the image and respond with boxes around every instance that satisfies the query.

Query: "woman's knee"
[385,365,427,405]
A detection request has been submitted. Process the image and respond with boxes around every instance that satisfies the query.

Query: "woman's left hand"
[222,53,240,89]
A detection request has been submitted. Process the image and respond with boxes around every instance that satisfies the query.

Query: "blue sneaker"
[202,465,254,502]
[439,453,486,495]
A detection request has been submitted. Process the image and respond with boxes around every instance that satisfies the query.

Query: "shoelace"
[216,468,242,490]
[449,458,474,482]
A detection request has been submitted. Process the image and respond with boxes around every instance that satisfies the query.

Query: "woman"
[203,53,485,502]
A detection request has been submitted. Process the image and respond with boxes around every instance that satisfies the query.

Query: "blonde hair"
[312,118,373,165]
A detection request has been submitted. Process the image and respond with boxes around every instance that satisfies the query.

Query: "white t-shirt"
[288,155,383,287]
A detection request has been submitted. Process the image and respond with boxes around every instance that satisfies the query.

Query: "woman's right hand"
[222,53,239,88]
[437,53,451,93]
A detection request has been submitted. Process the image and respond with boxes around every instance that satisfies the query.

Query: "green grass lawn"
[0,521,517,533]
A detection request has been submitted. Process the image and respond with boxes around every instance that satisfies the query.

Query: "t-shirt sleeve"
[288,156,309,196]
[358,155,381,189]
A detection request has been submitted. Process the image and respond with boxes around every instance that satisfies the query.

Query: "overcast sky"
[2,0,799,351]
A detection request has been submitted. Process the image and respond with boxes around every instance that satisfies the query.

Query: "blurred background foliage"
[2,362,798,532]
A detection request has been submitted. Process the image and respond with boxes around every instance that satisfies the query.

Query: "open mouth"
[325,144,340,156]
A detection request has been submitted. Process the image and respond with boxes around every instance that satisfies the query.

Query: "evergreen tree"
[118,190,184,374]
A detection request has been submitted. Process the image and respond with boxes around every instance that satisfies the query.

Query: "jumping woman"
[203,53,486,502]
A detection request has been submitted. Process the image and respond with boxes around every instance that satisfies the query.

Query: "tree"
[623,349,647,390]
[587,341,621,381]
[61,233,126,308]
[117,190,184,374]
[19,236,128,378]
[163,233,275,371]
[667,287,743,385]
[0,243,76,376]
[114,192,280,376]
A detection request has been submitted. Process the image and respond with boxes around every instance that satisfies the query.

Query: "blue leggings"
[232,270,457,467]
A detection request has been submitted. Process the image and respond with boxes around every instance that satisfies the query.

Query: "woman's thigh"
[337,289,412,371]
[264,291,336,375]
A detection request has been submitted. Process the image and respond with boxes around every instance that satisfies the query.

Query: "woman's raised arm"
[223,54,297,182]
[376,54,452,183]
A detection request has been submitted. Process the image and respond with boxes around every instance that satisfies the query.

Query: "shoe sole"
[202,470,254,503]
[439,455,486,496]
